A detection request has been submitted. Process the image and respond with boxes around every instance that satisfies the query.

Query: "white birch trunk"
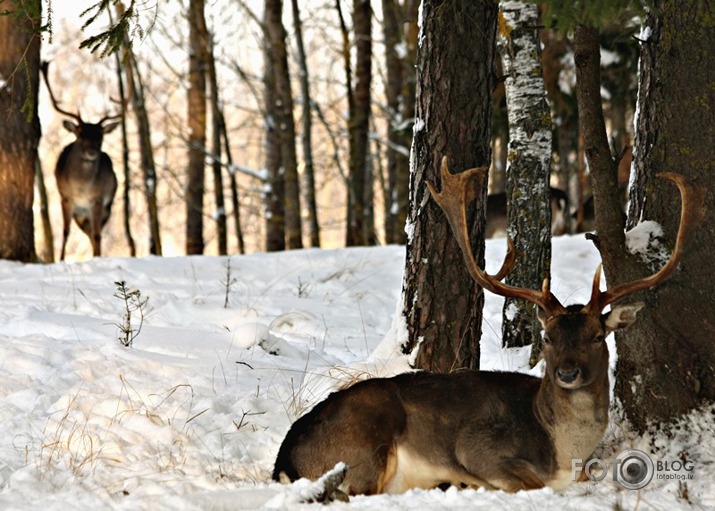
[498,1,553,355]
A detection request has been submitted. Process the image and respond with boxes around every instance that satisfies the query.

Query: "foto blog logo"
[572,449,695,490]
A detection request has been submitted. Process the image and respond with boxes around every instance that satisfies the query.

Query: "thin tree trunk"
[112,41,136,257]
[291,0,320,248]
[220,118,245,254]
[119,3,162,255]
[381,0,403,244]
[497,1,552,359]
[35,159,54,262]
[401,0,498,372]
[208,35,227,255]
[186,0,208,255]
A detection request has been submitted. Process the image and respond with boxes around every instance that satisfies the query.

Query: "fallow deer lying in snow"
[273,156,704,497]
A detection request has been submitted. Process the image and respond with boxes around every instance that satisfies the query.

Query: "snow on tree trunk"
[497,2,552,355]
[610,1,715,433]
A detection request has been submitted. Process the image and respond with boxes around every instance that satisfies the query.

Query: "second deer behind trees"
[41,61,120,261]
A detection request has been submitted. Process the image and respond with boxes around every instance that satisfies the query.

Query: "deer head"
[428,156,705,388]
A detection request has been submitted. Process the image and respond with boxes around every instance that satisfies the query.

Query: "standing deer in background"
[41,61,120,261]
[273,156,704,497]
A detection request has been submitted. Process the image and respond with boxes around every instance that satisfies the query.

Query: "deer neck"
[535,372,610,472]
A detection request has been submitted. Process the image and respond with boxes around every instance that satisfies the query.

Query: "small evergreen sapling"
[114,281,148,347]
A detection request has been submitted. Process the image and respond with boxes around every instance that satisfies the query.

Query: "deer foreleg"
[59,197,72,261]
[90,200,104,256]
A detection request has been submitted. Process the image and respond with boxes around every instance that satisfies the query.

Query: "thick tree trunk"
[613,2,715,432]
[263,6,285,252]
[0,0,41,262]
[186,0,208,255]
[401,0,498,372]
[497,1,552,356]
[266,0,302,250]
[345,0,373,246]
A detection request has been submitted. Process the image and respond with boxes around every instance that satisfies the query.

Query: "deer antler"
[40,61,83,123]
[587,172,707,313]
[427,156,567,315]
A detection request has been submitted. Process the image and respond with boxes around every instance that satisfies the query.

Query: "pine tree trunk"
[291,0,320,248]
[497,1,552,356]
[0,0,41,262]
[266,0,302,250]
[612,2,715,432]
[401,0,498,372]
[186,0,208,255]
[345,0,373,246]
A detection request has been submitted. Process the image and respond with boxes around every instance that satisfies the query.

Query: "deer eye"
[542,336,552,345]
[593,335,606,344]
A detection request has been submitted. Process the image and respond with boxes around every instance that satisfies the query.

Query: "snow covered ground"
[0,235,711,510]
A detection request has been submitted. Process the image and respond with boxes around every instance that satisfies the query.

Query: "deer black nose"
[557,367,580,384]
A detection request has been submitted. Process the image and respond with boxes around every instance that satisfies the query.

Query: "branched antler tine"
[593,172,707,311]
[428,156,565,314]
[40,61,82,122]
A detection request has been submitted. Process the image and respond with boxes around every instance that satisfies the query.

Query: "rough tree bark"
[576,3,715,433]
[344,0,374,246]
[617,3,714,432]
[497,1,552,357]
[0,0,41,262]
[401,0,498,372]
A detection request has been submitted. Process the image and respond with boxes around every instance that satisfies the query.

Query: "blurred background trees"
[0,0,642,260]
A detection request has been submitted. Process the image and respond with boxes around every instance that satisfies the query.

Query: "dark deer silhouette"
[41,61,120,260]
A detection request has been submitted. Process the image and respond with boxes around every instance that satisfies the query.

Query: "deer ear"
[62,120,79,134]
[604,302,645,333]
[536,307,550,329]
[102,121,120,134]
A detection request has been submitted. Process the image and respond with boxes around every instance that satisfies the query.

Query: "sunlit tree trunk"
[497,1,552,358]
[0,0,41,262]
[401,0,498,372]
